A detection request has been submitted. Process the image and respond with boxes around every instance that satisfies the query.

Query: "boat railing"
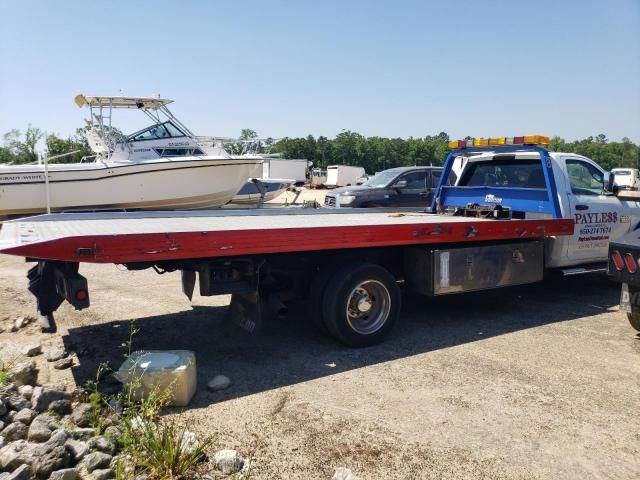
[40,152,51,214]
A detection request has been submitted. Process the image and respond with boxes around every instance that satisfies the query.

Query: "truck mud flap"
[619,283,640,314]
[181,270,196,301]
[228,291,263,335]
[27,261,90,332]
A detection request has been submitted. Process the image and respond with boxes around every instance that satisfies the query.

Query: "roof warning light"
[448,135,550,149]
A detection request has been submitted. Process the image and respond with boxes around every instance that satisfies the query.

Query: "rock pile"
[0,363,116,479]
[0,336,73,373]
[0,359,249,479]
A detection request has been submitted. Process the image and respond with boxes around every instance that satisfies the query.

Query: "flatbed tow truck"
[1,136,636,347]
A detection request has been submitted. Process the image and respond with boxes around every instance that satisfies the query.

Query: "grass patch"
[123,419,212,479]
[85,321,214,479]
[0,369,10,387]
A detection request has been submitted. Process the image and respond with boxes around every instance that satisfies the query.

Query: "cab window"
[431,171,441,188]
[459,159,545,188]
[566,159,603,196]
[431,170,457,187]
[396,171,427,190]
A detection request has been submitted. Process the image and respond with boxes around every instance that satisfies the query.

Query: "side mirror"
[603,172,618,194]
[394,180,407,189]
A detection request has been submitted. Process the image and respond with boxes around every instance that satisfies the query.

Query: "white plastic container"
[115,350,197,407]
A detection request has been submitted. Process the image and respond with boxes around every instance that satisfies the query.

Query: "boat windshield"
[365,171,400,188]
[128,121,186,142]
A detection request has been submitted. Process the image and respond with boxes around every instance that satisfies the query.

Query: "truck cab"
[434,137,640,270]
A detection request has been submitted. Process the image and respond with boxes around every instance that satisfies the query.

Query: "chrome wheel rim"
[345,280,391,335]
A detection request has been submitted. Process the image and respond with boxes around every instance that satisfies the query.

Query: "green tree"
[0,147,15,164]
[2,125,44,163]
[239,129,258,141]
[225,129,264,155]
[45,131,92,163]
[272,131,638,175]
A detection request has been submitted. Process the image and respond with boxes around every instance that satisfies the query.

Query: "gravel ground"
[1,210,639,479]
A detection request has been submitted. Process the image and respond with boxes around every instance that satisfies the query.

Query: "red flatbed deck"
[0,210,574,264]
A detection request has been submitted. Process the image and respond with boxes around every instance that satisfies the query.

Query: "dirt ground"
[1,201,639,479]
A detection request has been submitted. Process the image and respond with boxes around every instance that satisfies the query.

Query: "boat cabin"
[74,94,212,161]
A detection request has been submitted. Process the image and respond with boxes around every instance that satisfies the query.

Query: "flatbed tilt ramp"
[0,209,572,263]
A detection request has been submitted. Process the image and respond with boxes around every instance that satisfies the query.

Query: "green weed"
[85,321,213,479]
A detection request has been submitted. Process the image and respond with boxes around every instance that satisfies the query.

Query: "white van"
[325,165,366,187]
[611,168,640,190]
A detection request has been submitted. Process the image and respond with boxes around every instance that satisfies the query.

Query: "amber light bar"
[448,135,550,149]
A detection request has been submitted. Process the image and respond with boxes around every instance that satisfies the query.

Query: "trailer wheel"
[627,313,640,332]
[322,263,400,347]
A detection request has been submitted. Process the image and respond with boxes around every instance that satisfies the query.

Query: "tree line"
[271,132,640,173]
[0,126,91,164]
[1,126,638,174]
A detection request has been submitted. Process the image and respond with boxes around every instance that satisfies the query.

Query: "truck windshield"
[365,171,400,188]
[459,159,546,189]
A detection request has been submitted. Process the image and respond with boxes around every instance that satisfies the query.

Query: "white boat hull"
[0,157,261,219]
[230,178,294,205]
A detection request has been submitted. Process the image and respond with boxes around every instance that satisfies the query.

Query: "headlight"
[339,195,356,205]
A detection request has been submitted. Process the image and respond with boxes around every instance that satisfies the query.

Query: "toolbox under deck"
[0,209,574,263]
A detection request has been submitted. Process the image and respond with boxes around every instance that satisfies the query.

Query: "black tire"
[307,264,341,334]
[322,263,401,347]
[627,312,640,332]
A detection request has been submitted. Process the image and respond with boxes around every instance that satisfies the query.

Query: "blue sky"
[1,0,639,143]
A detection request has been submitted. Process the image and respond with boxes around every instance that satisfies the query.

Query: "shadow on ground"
[61,273,620,407]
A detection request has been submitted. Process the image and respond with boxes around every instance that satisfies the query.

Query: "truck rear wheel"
[322,263,400,347]
[626,312,640,332]
[307,264,340,333]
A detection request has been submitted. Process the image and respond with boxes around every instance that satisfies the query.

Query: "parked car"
[324,166,453,208]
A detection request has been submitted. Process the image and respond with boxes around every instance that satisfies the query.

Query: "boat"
[0,95,262,219]
[230,178,295,204]
[221,140,298,205]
